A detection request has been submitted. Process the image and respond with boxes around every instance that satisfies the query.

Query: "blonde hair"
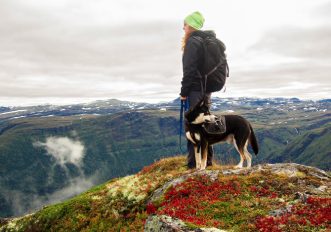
[182,25,196,51]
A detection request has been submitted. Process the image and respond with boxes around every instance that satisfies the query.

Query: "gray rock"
[148,170,220,204]
[269,205,292,217]
[294,192,309,203]
[144,215,226,232]
[148,163,330,205]
[317,185,328,192]
[144,163,330,231]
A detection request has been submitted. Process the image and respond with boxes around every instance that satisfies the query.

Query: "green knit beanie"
[184,11,205,30]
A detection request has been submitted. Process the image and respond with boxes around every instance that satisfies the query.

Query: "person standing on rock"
[180,11,214,169]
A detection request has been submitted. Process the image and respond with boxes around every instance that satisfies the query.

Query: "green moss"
[1,157,330,232]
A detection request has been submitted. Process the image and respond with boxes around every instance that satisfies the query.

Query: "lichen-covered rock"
[145,163,330,231]
[1,158,330,232]
[148,170,220,204]
[148,163,330,205]
[144,215,225,232]
[222,163,330,181]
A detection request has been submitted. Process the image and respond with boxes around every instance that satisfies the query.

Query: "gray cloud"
[239,19,331,99]
[0,20,182,102]
[227,62,331,99]
[0,1,182,103]
[313,1,331,19]
[249,26,331,61]
[0,0,330,105]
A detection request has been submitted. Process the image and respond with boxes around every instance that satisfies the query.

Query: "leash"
[179,98,189,153]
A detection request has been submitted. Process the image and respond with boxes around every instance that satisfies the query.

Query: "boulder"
[144,215,225,232]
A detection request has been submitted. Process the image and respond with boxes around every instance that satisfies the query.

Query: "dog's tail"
[249,124,259,155]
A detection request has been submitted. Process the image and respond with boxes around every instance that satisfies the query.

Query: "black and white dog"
[185,97,259,170]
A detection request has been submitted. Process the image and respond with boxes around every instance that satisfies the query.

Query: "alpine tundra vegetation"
[1,156,330,232]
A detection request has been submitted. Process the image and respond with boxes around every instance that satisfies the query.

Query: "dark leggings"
[186,91,214,168]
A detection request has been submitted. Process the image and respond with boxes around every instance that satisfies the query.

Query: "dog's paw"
[199,163,207,170]
[234,165,243,169]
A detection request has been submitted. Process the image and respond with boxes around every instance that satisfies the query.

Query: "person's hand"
[180,96,187,101]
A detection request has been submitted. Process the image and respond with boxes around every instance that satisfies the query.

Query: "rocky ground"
[1,157,330,232]
[145,163,330,231]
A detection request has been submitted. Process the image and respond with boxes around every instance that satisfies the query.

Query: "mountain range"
[0,97,330,218]
[1,97,330,121]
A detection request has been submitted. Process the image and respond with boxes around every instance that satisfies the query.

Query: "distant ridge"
[1,97,330,121]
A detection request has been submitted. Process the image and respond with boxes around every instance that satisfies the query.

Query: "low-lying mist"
[5,136,98,217]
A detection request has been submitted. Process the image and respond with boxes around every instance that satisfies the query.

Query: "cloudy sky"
[0,0,330,106]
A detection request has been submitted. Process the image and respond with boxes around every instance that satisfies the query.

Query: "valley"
[0,97,330,217]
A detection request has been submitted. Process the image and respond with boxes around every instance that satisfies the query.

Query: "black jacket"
[180,30,216,97]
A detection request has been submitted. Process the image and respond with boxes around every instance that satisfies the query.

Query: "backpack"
[202,115,226,135]
[194,32,229,93]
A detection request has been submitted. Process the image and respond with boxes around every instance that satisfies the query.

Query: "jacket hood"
[191,30,216,38]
